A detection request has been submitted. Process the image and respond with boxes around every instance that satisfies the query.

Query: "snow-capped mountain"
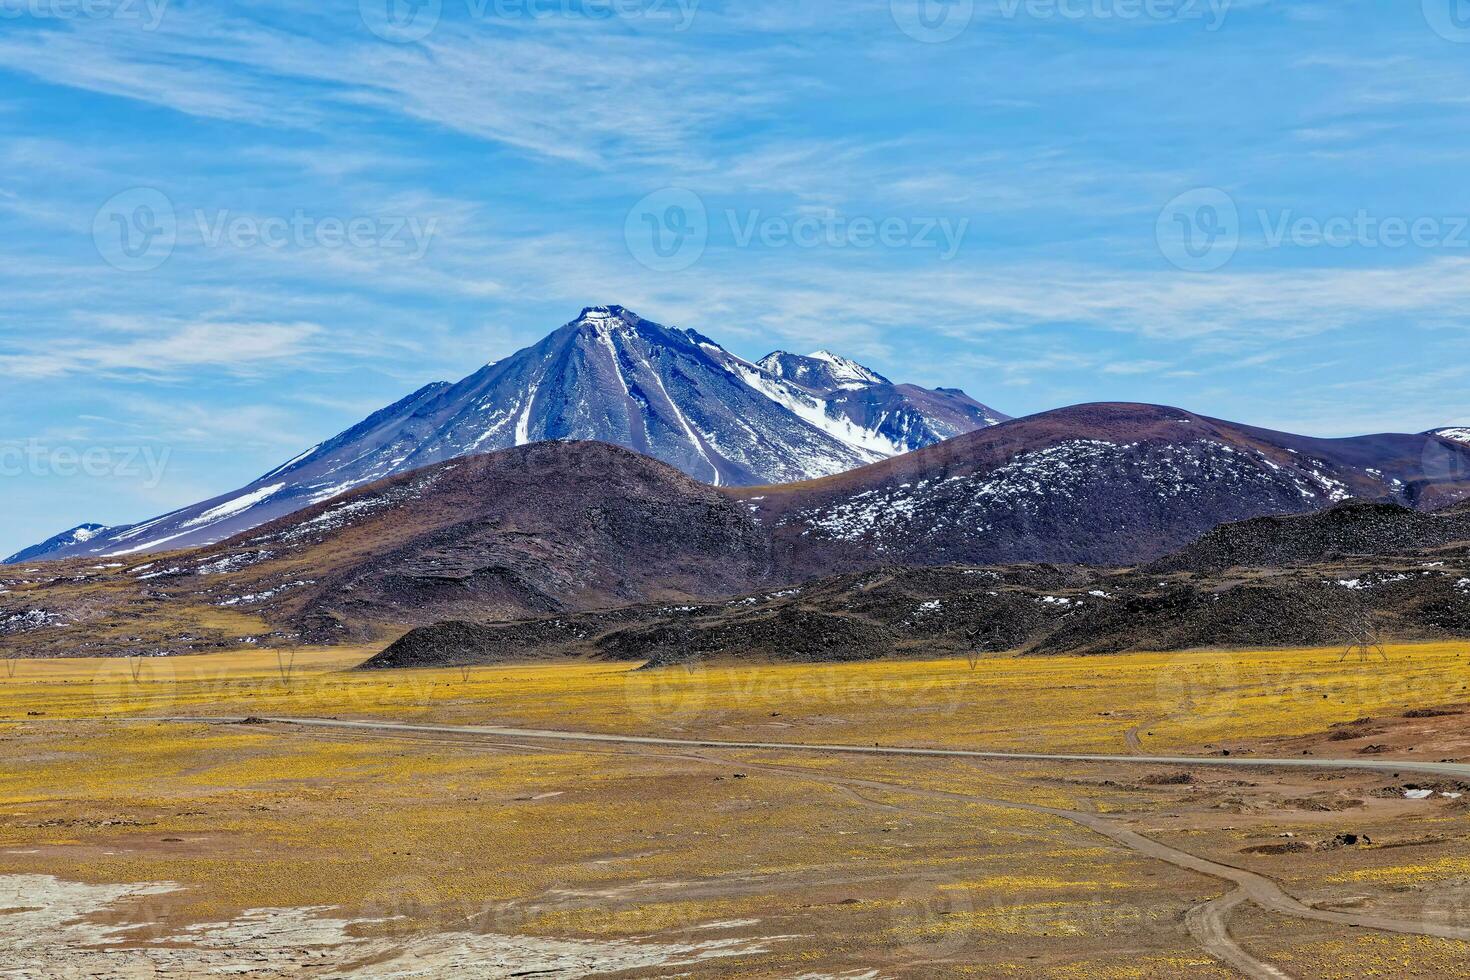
[754,350,1006,457]
[9,306,1007,563]
[3,524,108,565]
[759,350,892,390]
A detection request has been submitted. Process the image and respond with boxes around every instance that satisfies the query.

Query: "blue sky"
[1,0,1467,556]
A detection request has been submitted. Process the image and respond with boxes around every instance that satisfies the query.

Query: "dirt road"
[157,715,1470,979]
[166,715,1470,781]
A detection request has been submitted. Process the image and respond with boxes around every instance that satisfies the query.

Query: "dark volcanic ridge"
[1152,499,1470,573]
[0,442,776,658]
[366,548,1470,669]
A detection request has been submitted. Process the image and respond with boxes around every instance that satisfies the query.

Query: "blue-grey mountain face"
[10,307,1007,563]
[4,524,109,565]
[755,350,1006,455]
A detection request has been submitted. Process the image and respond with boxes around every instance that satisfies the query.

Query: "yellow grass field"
[2,643,1469,977]
[6,640,1468,751]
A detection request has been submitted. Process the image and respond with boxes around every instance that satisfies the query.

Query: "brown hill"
[742,403,1470,573]
[0,442,775,656]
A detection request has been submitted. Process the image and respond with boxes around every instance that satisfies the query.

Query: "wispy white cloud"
[0,9,782,169]
[0,319,324,379]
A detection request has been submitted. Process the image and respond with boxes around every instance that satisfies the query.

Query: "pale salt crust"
[0,874,799,979]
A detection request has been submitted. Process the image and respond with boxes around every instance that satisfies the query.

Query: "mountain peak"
[577,304,640,325]
[806,350,889,386]
[758,350,891,392]
[11,308,1008,562]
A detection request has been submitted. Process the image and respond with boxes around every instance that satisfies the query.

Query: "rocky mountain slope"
[1151,500,1470,574]
[743,403,1470,573]
[1429,427,1470,446]
[8,306,1005,564]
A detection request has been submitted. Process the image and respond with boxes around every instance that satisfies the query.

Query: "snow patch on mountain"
[1431,427,1470,446]
[806,350,889,388]
[2,524,111,565]
[181,484,286,530]
[729,361,900,459]
[789,439,1364,554]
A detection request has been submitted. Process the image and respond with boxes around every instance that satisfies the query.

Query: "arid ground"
[3,644,1470,977]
